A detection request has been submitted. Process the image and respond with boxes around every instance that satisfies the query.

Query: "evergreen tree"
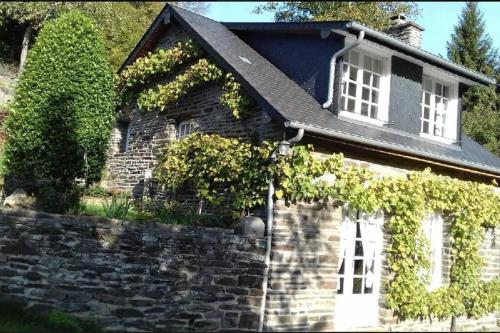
[447,2,498,77]
[4,12,116,212]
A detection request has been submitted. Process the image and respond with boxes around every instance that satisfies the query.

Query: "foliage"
[132,198,226,227]
[103,192,132,220]
[154,133,272,218]
[446,2,499,78]
[83,184,110,198]
[118,39,254,118]
[253,2,421,30]
[117,39,204,95]
[0,297,101,333]
[155,133,500,321]
[0,2,210,70]
[3,11,116,212]
[138,58,224,111]
[462,85,500,156]
[37,182,83,214]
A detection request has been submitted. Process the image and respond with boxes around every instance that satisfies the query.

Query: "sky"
[203,1,500,58]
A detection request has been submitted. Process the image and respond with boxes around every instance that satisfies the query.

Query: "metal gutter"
[285,120,500,177]
[323,30,365,108]
[258,128,305,332]
[346,21,496,85]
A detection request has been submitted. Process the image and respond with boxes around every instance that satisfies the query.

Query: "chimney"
[384,14,424,48]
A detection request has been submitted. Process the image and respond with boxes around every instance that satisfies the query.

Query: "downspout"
[322,30,365,109]
[258,128,304,332]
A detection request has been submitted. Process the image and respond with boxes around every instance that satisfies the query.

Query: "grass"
[79,197,152,221]
[0,298,100,333]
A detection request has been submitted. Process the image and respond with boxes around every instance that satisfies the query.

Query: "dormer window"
[420,74,458,144]
[340,49,390,126]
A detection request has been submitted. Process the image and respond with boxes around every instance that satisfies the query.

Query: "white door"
[335,207,384,330]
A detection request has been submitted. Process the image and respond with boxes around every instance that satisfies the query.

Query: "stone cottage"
[105,4,500,331]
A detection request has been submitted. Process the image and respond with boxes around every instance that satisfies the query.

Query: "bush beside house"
[3,11,115,213]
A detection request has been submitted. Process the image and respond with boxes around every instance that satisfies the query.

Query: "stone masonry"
[0,209,266,332]
[269,198,499,332]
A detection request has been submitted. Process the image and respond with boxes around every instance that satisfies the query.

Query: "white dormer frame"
[419,67,459,145]
[339,36,392,127]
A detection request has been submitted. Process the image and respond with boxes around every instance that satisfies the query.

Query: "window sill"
[339,110,388,127]
[419,132,457,145]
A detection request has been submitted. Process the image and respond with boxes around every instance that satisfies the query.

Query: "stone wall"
[0,209,266,332]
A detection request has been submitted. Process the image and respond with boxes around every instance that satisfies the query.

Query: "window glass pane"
[371,90,379,104]
[422,121,429,133]
[348,83,357,97]
[338,277,344,294]
[443,85,449,98]
[342,82,347,94]
[343,64,349,74]
[373,59,382,74]
[435,83,442,95]
[353,278,363,294]
[356,221,361,238]
[361,103,369,116]
[423,107,430,119]
[347,99,355,112]
[354,260,364,275]
[435,96,442,107]
[370,105,378,119]
[362,87,370,101]
[372,75,380,88]
[344,52,350,64]
[443,99,448,111]
[364,56,372,71]
[350,51,359,66]
[349,67,358,81]
[424,92,430,106]
[355,241,364,256]
[338,258,345,274]
[363,71,371,85]
[424,77,432,92]
[341,96,346,109]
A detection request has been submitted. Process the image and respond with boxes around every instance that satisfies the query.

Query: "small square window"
[177,120,194,139]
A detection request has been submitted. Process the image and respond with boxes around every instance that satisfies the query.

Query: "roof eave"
[285,120,500,178]
[346,21,496,86]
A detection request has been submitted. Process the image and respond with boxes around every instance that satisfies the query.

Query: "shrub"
[3,11,116,212]
[83,184,109,198]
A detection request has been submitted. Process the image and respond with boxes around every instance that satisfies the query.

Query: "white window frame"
[420,69,459,144]
[339,38,392,127]
[422,213,443,291]
[177,120,193,139]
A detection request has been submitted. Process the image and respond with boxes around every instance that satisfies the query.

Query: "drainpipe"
[258,128,304,332]
[322,30,365,109]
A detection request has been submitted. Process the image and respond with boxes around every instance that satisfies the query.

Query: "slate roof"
[124,4,500,177]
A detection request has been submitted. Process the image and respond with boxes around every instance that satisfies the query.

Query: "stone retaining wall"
[0,209,266,332]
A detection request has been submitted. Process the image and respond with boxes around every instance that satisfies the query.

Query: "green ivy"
[155,134,500,321]
[117,39,253,118]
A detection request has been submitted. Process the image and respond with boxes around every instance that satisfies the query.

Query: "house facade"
[105,5,500,331]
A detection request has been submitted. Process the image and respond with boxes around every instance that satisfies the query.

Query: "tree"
[446,2,500,158]
[447,2,499,78]
[3,11,116,212]
[0,2,209,71]
[253,2,420,30]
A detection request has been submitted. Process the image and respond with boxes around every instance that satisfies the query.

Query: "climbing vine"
[155,133,500,321]
[117,39,254,118]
